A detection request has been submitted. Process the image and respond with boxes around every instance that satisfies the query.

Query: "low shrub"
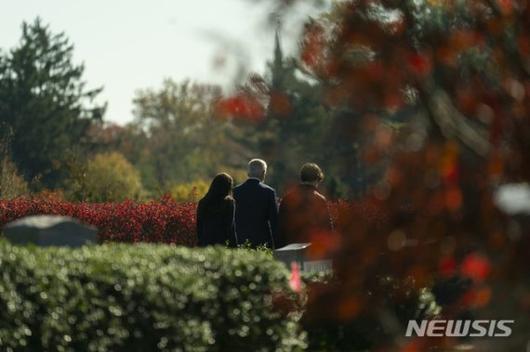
[0,197,196,245]
[0,241,306,351]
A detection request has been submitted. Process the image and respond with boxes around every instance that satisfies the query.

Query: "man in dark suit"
[233,159,279,248]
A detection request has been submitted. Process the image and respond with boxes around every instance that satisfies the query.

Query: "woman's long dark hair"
[200,173,233,213]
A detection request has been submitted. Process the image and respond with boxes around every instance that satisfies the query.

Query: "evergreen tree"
[241,25,348,196]
[0,18,105,188]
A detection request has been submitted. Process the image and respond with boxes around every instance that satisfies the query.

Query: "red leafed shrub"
[0,196,197,246]
[0,196,379,249]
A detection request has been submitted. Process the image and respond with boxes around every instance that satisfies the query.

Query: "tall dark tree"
[223,26,334,193]
[0,18,105,188]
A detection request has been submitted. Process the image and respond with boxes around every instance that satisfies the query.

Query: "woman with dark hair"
[197,173,238,247]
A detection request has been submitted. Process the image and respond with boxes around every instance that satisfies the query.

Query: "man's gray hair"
[248,159,267,178]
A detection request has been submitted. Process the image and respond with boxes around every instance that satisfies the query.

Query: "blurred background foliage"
[0,15,379,202]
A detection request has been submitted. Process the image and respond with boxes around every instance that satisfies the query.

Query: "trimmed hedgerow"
[0,197,196,245]
[0,198,365,247]
[0,241,306,352]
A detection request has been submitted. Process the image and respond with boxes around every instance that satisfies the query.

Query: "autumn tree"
[227,0,530,349]
[297,1,529,350]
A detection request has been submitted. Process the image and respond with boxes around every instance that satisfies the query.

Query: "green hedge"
[0,240,306,351]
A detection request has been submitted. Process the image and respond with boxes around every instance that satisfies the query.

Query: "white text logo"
[405,320,514,337]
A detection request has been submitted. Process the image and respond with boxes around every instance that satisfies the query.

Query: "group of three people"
[196,159,333,249]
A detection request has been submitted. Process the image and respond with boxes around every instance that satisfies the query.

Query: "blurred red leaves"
[439,256,457,277]
[337,296,361,321]
[260,0,530,349]
[400,339,424,352]
[307,230,342,259]
[498,0,514,15]
[300,21,326,71]
[517,34,530,56]
[407,53,432,77]
[449,30,485,52]
[460,253,492,282]
[461,286,492,307]
[269,90,292,117]
[444,187,463,211]
[215,93,265,121]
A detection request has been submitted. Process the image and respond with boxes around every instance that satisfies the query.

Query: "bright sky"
[1,0,325,124]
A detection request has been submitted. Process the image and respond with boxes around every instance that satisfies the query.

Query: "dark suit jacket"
[233,179,279,248]
[279,184,333,247]
[196,197,237,247]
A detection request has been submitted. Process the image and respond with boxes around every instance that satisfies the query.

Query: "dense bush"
[0,197,196,245]
[65,152,143,202]
[0,241,306,351]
